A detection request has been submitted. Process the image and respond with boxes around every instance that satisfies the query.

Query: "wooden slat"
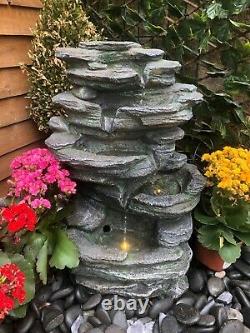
[0,179,9,198]
[0,1,43,198]
[0,67,29,99]
[0,119,43,156]
[0,141,43,181]
[0,95,30,128]
[0,36,32,68]
[10,0,42,8]
[0,6,40,36]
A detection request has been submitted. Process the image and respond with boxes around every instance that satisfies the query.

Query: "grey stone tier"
[68,227,192,298]
[46,41,205,298]
[67,195,193,239]
[75,274,189,299]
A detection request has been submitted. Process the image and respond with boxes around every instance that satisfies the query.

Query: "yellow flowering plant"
[202,146,250,201]
[195,146,250,263]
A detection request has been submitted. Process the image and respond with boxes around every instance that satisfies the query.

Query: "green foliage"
[36,239,48,284]
[22,206,79,286]
[49,230,80,270]
[195,189,250,263]
[24,232,47,264]
[219,243,241,263]
[10,305,28,319]
[25,0,99,132]
[84,0,250,159]
[1,205,79,302]
[0,251,11,266]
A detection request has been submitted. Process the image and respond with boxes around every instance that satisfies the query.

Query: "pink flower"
[58,179,76,194]
[8,148,76,210]
[31,198,51,209]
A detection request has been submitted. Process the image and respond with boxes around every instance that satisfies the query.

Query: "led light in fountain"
[120,237,131,252]
[46,41,205,298]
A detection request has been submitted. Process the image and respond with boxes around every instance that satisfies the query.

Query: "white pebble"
[215,271,226,279]
[159,312,167,325]
[227,308,243,322]
[127,320,144,333]
[127,319,154,333]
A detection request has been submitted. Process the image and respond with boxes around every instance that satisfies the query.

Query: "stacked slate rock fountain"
[46,41,205,299]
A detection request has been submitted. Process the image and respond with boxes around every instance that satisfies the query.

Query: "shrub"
[25,0,99,132]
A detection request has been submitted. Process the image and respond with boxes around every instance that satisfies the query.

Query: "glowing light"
[154,188,162,195]
[120,237,130,252]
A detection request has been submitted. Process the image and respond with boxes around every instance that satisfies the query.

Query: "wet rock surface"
[8,251,250,332]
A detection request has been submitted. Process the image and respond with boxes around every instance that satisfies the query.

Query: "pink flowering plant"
[9,148,76,209]
[2,148,79,288]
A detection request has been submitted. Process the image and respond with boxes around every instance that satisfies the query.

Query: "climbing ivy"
[84,0,250,161]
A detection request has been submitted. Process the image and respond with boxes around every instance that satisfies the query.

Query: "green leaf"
[10,254,35,305]
[230,19,250,30]
[210,194,222,216]
[9,304,27,319]
[54,205,74,223]
[218,243,241,263]
[126,7,145,24]
[197,225,221,250]
[212,119,227,138]
[106,5,123,17]
[0,250,10,265]
[49,230,79,270]
[224,204,250,231]
[2,234,26,254]
[38,205,73,232]
[24,232,47,264]
[212,20,231,42]
[206,2,228,20]
[194,209,218,225]
[36,240,48,284]
[221,229,237,245]
[235,231,250,246]
[145,22,167,35]
[235,107,248,124]
[221,0,249,14]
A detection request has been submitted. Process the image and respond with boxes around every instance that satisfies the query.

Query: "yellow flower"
[218,178,232,189]
[202,153,211,161]
[202,146,250,202]
[240,184,249,193]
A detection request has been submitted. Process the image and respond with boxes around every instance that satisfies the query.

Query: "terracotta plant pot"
[195,241,231,272]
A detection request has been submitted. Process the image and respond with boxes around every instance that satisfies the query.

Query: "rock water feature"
[46,41,205,299]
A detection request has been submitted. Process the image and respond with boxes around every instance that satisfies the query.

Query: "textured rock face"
[46,41,205,298]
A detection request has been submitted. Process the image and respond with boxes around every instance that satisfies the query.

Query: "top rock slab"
[79,41,141,51]
[56,42,182,92]
[56,46,165,65]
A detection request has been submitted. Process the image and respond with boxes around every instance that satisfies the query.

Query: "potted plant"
[195,146,250,271]
[0,148,80,319]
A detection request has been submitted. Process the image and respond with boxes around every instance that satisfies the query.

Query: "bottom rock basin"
[68,226,192,298]
[66,164,204,298]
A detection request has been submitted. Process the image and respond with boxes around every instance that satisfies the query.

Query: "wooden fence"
[0,0,43,196]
